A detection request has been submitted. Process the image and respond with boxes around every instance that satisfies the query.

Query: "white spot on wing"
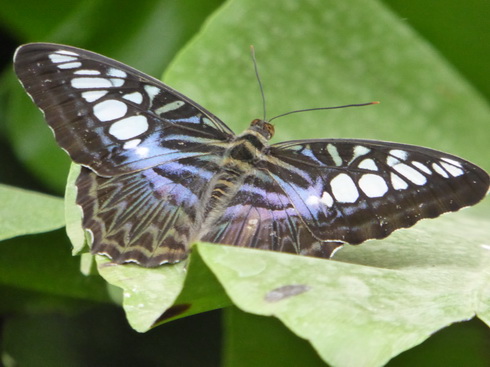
[348,145,371,164]
[144,85,160,102]
[330,173,359,203]
[390,149,408,160]
[81,90,108,103]
[393,163,427,185]
[106,69,127,87]
[109,115,149,140]
[57,61,82,69]
[123,139,141,149]
[75,69,100,75]
[391,173,408,190]
[441,157,463,167]
[49,54,77,63]
[359,174,388,198]
[134,146,150,158]
[306,195,319,205]
[358,158,378,171]
[108,68,127,78]
[412,161,432,175]
[306,191,334,207]
[123,92,143,104]
[440,161,464,177]
[156,101,185,115]
[93,100,128,121]
[56,50,79,56]
[71,77,112,89]
[321,191,334,207]
[327,144,342,166]
[387,149,408,166]
[110,79,124,87]
[432,163,449,178]
[354,145,371,156]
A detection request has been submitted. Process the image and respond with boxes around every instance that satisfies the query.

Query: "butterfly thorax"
[227,120,272,159]
[195,120,273,237]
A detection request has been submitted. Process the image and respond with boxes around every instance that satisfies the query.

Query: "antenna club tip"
[371,101,380,105]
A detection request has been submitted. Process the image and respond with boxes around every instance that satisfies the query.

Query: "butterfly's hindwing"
[14,43,233,176]
[268,139,489,244]
[76,152,225,266]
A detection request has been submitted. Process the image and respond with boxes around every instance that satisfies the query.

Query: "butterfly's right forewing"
[268,139,489,246]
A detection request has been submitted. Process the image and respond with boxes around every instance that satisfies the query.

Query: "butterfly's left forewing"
[14,43,233,176]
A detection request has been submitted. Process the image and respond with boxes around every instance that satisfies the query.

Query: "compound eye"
[265,123,275,138]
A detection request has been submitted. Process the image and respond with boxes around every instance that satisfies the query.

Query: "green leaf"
[0,184,64,241]
[64,164,85,255]
[197,201,490,367]
[165,0,489,171]
[95,256,187,332]
[90,240,232,332]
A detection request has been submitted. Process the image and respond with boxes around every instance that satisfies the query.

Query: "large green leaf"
[197,200,490,367]
[0,184,64,241]
[94,243,232,331]
[165,0,489,171]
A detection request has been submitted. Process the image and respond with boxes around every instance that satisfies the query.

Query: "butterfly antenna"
[250,45,267,121]
[269,101,380,123]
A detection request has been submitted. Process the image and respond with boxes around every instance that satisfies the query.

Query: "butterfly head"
[250,119,275,140]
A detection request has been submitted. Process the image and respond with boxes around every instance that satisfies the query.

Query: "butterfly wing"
[200,168,343,258]
[266,139,489,246]
[14,43,234,266]
[14,43,234,176]
[77,153,224,266]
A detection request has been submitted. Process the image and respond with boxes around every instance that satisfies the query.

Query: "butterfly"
[14,43,489,267]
